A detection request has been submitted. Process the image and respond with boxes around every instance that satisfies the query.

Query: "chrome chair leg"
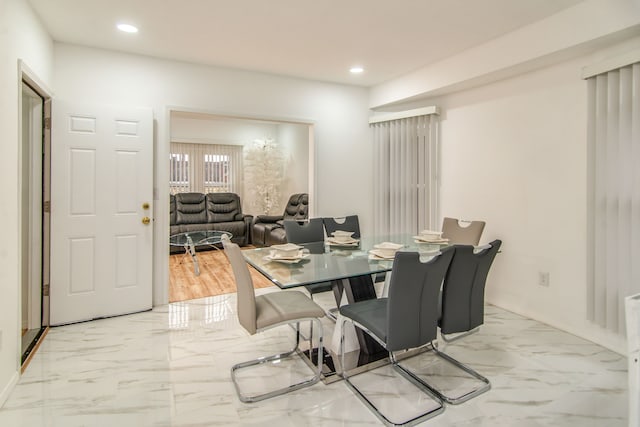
[231,318,324,403]
[440,327,480,343]
[339,318,444,427]
[395,339,491,405]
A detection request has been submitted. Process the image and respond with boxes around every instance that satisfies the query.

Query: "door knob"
[142,216,151,225]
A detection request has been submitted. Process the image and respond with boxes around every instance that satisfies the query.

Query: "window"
[169,153,189,187]
[204,154,230,192]
[169,142,243,196]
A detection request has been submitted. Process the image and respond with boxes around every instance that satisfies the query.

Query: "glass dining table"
[242,234,448,378]
[242,234,445,291]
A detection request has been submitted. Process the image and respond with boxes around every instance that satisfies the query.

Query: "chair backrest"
[322,215,361,239]
[175,192,207,225]
[283,218,324,243]
[439,240,502,335]
[441,217,485,245]
[205,192,243,222]
[282,193,309,221]
[386,247,455,352]
[222,238,257,335]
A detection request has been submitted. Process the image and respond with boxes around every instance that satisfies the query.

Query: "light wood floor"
[169,248,274,303]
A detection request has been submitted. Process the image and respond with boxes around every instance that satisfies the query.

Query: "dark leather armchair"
[251,193,308,246]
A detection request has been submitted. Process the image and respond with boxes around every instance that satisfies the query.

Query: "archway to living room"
[167,110,314,302]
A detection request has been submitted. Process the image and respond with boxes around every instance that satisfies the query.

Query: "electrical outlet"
[539,272,550,287]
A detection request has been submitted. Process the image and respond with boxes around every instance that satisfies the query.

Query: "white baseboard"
[486,296,627,356]
[0,370,19,408]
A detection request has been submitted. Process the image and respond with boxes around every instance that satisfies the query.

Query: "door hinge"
[44,117,51,130]
[43,200,51,213]
[43,284,50,296]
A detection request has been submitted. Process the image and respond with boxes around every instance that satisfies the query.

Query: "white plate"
[327,237,359,246]
[368,249,397,260]
[264,253,310,264]
[418,229,442,238]
[268,249,308,260]
[270,243,302,253]
[413,236,449,244]
[373,242,404,250]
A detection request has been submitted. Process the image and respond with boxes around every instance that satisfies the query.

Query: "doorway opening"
[20,74,51,368]
[167,111,314,302]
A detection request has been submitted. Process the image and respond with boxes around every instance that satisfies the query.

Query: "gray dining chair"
[283,218,336,302]
[322,215,387,285]
[339,247,455,426]
[400,240,502,406]
[222,237,325,403]
[441,217,485,245]
[283,217,324,243]
[322,215,361,239]
[440,240,502,341]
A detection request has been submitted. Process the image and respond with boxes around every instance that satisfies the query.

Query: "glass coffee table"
[169,230,232,276]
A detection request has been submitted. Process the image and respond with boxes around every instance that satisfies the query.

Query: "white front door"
[50,101,153,325]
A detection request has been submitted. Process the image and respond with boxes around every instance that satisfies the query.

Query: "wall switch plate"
[539,272,550,287]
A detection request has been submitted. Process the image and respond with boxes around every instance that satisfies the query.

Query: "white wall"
[52,43,371,305]
[277,123,310,212]
[370,0,640,108]
[0,0,53,406]
[387,36,640,355]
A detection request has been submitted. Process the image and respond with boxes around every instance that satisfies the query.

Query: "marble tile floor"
[0,287,628,426]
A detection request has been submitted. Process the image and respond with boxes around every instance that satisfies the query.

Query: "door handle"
[142,216,151,225]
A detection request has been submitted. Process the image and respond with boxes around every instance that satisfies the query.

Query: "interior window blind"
[371,109,440,236]
[587,62,640,333]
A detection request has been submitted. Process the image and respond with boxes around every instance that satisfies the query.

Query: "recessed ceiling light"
[117,23,138,33]
[350,66,364,74]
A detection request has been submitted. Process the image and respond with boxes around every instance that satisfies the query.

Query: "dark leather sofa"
[170,192,252,253]
[251,193,309,246]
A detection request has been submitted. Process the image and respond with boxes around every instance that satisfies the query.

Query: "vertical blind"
[587,62,640,333]
[169,142,244,196]
[371,113,439,236]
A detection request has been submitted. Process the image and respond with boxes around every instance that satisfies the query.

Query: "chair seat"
[305,281,333,295]
[256,291,325,330]
[339,298,388,343]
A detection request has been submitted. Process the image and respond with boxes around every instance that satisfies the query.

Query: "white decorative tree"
[244,138,285,214]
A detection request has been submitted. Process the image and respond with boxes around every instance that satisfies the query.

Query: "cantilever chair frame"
[340,317,445,427]
[230,316,324,403]
[339,249,455,426]
[223,237,325,403]
[399,241,502,405]
[397,341,491,405]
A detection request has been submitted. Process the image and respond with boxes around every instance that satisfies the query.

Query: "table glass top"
[242,234,448,289]
[169,230,232,246]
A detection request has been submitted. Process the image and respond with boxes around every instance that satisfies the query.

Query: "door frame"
[153,106,316,305]
[18,61,52,367]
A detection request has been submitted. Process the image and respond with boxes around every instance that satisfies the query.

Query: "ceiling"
[28,0,585,87]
